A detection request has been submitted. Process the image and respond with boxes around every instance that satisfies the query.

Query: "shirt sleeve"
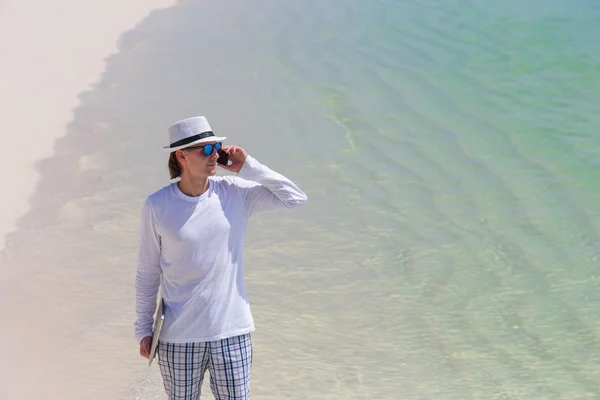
[234,155,308,218]
[134,197,162,344]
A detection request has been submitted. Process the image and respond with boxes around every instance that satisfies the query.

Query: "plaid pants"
[157,333,252,400]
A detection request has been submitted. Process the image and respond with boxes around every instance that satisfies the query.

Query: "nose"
[209,149,219,160]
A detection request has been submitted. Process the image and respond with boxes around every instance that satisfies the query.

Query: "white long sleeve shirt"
[134,155,307,344]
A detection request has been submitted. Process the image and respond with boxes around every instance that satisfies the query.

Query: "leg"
[157,341,210,400]
[208,333,253,400]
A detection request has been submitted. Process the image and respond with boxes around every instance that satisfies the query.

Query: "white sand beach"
[0,1,174,398]
[0,0,174,254]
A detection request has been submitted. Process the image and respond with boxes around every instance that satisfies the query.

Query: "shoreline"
[0,0,176,257]
[0,1,176,398]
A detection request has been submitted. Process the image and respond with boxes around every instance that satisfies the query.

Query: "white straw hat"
[163,116,227,152]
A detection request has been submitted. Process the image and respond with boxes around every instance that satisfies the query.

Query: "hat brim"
[163,136,227,153]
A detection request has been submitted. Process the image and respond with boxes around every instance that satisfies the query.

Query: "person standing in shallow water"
[134,116,307,399]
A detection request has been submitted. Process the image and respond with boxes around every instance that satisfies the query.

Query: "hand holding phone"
[217,150,229,165]
[218,145,247,173]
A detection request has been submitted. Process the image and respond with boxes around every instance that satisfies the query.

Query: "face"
[176,141,221,178]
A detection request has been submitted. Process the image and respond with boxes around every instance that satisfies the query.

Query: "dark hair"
[168,152,182,179]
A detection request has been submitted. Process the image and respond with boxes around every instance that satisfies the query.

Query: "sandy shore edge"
[0,0,176,256]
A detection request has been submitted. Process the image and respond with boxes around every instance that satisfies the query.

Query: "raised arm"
[219,145,308,217]
[134,197,162,345]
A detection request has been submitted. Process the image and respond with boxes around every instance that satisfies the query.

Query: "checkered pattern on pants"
[157,333,252,400]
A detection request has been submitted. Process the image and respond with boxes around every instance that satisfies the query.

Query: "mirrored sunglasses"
[184,142,222,156]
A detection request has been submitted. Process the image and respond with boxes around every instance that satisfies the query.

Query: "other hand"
[218,145,247,173]
[140,336,152,359]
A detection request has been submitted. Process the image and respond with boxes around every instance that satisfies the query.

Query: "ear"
[175,150,187,163]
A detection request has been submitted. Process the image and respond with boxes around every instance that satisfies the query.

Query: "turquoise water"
[239,1,600,398]
[2,0,599,399]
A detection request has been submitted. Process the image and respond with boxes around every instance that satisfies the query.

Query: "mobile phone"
[217,150,229,165]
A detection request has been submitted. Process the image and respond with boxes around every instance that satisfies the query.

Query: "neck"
[177,173,210,197]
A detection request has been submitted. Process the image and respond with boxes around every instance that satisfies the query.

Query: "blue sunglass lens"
[200,142,221,156]
[203,144,213,156]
